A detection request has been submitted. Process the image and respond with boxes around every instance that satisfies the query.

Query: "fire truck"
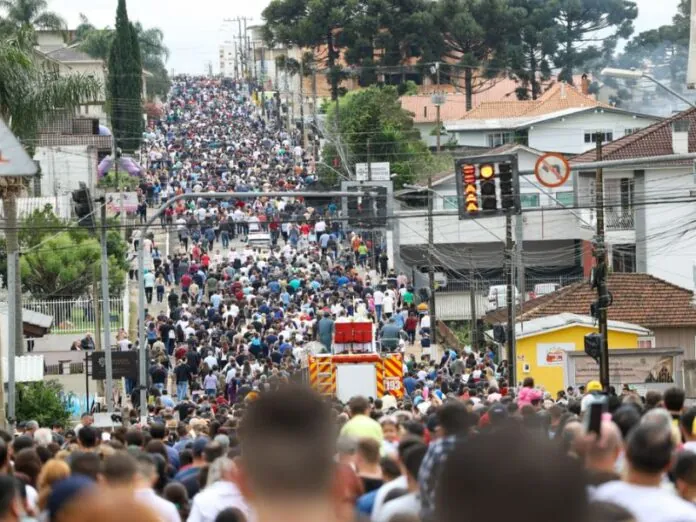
[306,320,404,403]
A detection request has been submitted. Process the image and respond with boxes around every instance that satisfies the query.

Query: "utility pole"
[515,212,525,331]
[469,252,477,351]
[5,182,21,425]
[367,139,372,181]
[299,59,306,149]
[427,174,438,345]
[505,212,516,386]
[595,135,610,390]
[100,200,114,412]
[312,66,318,159]
[435,62,441,152]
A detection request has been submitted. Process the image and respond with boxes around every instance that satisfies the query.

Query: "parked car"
[531,282,561,300]
[487,285,521,311]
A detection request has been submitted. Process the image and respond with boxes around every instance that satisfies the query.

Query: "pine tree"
[108,0,143,153]
[554,0,637,84]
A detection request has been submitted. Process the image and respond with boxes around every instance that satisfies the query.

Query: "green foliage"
[15,380,71,426]
[0,27,100,148]
[263,0,351,99]
[435,0,519,111]
[0,0,66,35]
[615,0,689,96]
[320,85,430,188]
[397,80,419,96]
[508,0,559,100]
[8,206,128,299]
[108,0,143,153]
[554,0,638,84]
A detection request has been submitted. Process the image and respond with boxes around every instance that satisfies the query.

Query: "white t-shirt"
[118,339,131,351]
[591,481,696,522]
[371,476,408,522]
[373,290,384,306]
[135,489,181,522]
[374,492,419,522]
[383,295,394,314]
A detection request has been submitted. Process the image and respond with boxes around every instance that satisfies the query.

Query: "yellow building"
[504,313,651,394]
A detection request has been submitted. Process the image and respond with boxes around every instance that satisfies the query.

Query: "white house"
[444,83,661,155]
[394,143,594,290]
[571,106,696,290]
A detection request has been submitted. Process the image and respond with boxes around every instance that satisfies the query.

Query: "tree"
[509,0,560,100]
[554,0,638,84]
[320,85,429,187]
[0,0,66,35]
[616,0,689,94]
[263,0,353,100]
[0,26,100,147]
[76,16,171,100]
[15,380,71,426]
[435,0,519,110]
[108,0,143,153]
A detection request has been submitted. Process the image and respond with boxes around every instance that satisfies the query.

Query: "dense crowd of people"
[6,76,696,522]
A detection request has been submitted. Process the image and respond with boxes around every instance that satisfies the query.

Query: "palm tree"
[0,27,101,146]
[0,0,66,34]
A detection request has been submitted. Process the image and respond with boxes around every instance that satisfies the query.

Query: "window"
[637,336,655,349]
[624,128,642,136]
[487,132,513,148]
[584,131,613,144]
[443,196,458,210]
[520,193,540,208]
[555,191,574,207]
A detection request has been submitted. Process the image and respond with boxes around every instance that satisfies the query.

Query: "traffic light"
[584,333,603,364]
[461,163,478,214]
[499,162,514,209]
[371,186,388,228]
[72,183,95,232]
[479,163,497,211]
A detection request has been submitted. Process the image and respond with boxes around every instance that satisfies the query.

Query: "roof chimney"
[672,119,690,154]
[560,82,566,99]
[581,73,591,95]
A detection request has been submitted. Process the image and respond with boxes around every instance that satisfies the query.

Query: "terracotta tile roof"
[460,82,610,121]
[484,273,696,328]
[572,106,696,164]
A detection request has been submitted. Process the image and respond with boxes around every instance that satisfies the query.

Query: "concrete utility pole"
[469,251,477,350]
[312,66,318,159]
[505,212,516,386]
[299,59,306,149]
[5,183,21,423]
[435,62,441,152]
[515,212,525,330]
[99,200,114,412]
[427,174,438,345]
[594,135,610,390]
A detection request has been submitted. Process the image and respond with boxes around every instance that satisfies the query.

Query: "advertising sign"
[574,354,675,385]
[537,343,575,367]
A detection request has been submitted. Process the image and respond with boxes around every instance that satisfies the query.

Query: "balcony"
[606,208,634,231]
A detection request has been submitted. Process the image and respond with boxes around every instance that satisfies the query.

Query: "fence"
[22,297,125,334]
[441,274,585,295]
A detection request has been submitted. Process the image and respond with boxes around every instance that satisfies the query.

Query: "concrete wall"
[34,145,98,196]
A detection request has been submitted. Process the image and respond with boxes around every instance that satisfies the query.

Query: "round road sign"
[534,153,570,188]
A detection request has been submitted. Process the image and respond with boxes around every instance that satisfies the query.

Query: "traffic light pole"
[99,200,114,412]
[505,212,516,387]
[595,136,610,390]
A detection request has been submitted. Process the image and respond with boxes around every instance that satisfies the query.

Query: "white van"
[247,232,271,248]
[487,285,520,311]
[532,283,561,299]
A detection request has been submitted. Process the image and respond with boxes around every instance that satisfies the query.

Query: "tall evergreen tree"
[436,0,518,111]
[108,0,142,153]
[509,0,560,100]
[554,0,637,84]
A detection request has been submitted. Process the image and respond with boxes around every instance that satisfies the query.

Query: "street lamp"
[600,67,696,108]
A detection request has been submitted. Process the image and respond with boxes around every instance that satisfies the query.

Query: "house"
[393,143,593,290]
[484,273,696,361]
[486,312,654,393]
[571,106,696,289]
[444,83,661,154]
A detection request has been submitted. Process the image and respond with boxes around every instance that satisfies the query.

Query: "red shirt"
[201,254,210,268]
[181,274,192,288]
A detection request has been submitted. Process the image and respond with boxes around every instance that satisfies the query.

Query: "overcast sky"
[48,0,681,74]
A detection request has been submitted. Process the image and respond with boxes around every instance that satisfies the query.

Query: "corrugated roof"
[2,355,45,384]
[485,312,650,340]
[572,106,696,165]
[0,304,54,329]
[485,273,696,328]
